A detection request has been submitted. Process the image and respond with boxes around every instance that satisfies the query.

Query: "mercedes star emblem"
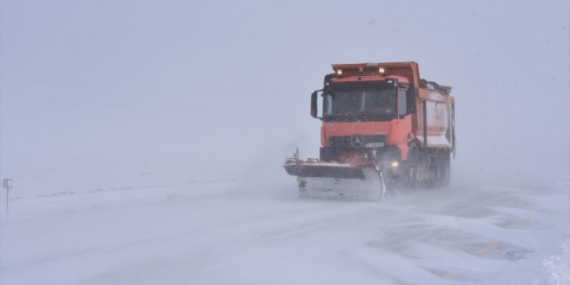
[350,135,364,148]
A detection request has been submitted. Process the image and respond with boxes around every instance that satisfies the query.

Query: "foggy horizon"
[2,0,568,175]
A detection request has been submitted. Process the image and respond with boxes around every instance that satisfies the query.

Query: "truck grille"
[328,135,388,148]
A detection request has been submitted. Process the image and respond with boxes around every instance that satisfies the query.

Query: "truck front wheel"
[405,147,421,189]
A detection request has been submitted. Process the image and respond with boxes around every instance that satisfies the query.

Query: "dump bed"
[416,78,455,150]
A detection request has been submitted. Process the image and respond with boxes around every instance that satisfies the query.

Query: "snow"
[1,160,568,285]
[542,239,570,285]
[1,1,569,284]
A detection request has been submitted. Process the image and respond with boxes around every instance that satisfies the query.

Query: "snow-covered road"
[1,165,569,285]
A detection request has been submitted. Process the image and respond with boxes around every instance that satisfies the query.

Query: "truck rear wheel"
[436,154,451,187]
[403,148,450,189]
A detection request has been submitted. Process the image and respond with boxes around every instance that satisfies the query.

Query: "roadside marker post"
[3,179,13,217]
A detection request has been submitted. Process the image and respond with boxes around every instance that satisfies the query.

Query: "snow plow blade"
[283,159,386,201]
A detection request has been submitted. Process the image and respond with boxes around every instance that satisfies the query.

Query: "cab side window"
[406,88,416,114]
[399,89,407,116]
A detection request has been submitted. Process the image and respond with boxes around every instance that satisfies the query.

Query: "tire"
[423,154,437,189]
[405,147,420,189]
[437,154,451,187]
[297,177,307,189]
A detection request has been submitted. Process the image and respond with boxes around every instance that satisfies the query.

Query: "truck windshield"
[324,88,396,116]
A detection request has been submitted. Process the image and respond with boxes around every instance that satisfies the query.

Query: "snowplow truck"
[284,62,455,200]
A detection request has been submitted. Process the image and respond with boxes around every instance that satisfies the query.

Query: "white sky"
[1,0,569,173]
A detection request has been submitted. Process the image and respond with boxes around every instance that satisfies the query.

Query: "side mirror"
[311,91,318,118]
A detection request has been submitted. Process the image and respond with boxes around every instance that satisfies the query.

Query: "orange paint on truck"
[285,61,455,193]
